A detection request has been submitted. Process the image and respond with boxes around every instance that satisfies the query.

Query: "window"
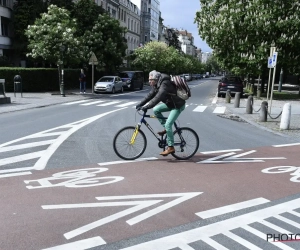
[128,18,130,29]
[131,20,133,31]
[145,35,147,42]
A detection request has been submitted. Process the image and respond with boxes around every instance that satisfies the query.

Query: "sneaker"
[160,146,175,156]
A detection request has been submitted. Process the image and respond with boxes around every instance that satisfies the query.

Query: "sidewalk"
[0,90,93,114]
[219,95,300,138]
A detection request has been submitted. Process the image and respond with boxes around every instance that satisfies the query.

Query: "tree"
[25,5,83,89]
[45,0,74,11]
[83,13,127,73]
[12,0,47,59]
[165,29,181,52]
[205,54,222,73]
[71,0,104,36]
[195,0,300,76]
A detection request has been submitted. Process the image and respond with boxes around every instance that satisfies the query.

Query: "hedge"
[0,67,105,92]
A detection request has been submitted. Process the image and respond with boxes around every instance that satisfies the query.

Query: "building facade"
[0,0,13,57]
[177,29,196,57]
[201,51,212,63]
[131,0,160,45]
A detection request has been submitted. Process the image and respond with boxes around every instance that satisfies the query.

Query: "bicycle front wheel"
[171,127,199,160]
[113,126,147,160]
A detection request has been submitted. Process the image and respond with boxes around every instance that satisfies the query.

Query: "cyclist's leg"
[153,103,171,127]
[165,105,185,147]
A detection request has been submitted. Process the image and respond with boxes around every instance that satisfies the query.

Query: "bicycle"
[113,110,199,160]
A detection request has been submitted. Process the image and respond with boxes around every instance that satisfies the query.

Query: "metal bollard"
[257,85,261,98]
[280,103,291,130]
[225,90,231,103]
[259,101,268,122]
[234,92,241,108]
[246,95,253,114]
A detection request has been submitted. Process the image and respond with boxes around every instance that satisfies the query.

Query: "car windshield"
[119,72,133,78]
[99,77,114,82]
[223,77,239,83]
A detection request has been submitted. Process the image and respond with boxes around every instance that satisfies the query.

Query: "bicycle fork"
[130,123,141,145]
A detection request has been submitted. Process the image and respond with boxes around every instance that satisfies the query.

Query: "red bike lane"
[0,144,299,249]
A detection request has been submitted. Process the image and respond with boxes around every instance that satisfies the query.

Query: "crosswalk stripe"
[193,106,207,112]
[213,106,226,113]
[80,101,105,106]
[115,101,138,107]
[275,214,300,228]
[222,231,262,250]
[243,225,294,250]
[62,100,90,105]
[201,238,229,250]
[97,101,122,106]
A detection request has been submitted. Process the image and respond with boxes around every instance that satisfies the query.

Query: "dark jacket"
[140,74,185,109]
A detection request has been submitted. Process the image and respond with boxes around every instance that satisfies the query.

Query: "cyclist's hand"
[141,106,148,112]
[136,104,142,110]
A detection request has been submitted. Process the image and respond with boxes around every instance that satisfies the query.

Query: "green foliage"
[195,0,300,76]
[83,13,127,72]
[25,5,83,66]
[46,0,74,10]
[12,0,47,58]
[205,54,222,73]
[132,41,204,74]
[71,0,104,36]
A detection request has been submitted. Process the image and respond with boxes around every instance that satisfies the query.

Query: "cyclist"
[136,70,186,156]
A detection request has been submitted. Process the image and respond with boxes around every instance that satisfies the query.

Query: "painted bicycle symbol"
[262,166,300,182]
[24,168,124,189]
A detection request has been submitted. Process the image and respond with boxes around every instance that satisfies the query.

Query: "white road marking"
[0,140,55,153]
[97,101,121,106]
[196,198,270,219]
[200,149,242,154]
[42,236,106,250]
[98,157,158,166]
[62,100,90,105]
[213,106,226,114]
[43,192,201,240]
[0,151,45,166]
[212,93,218,104]
[243,225,293,250]
[192,106,207,112]
[223,231,262,250]
[0,109,126,172]
[120,198,300,250]
[275,214,300,228]
[115,101,138,107]
[273,143,300,147]
[201,238,229,250]
[80,100,105,106]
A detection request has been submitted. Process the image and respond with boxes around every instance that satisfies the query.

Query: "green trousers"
[153,103,185,147]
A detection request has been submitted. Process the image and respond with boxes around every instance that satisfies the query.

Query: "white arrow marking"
[42,192,202,239]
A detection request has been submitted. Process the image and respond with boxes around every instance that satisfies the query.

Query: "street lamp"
[60,45,66,97]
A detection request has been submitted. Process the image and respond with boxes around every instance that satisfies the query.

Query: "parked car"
[218,75,244,97]
[94,76,123,94]
[119,71,144,90]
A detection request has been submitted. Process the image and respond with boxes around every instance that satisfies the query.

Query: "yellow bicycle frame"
[130,125,140,144]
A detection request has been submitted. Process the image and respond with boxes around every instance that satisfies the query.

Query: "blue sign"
[268,57,273,68]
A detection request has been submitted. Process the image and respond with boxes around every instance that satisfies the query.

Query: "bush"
[0,67,104,92]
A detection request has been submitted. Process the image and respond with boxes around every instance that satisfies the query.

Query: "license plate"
[228,86,234,88]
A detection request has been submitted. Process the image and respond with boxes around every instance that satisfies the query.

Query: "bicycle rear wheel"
[170,127,199,160]
[113,126,147,160]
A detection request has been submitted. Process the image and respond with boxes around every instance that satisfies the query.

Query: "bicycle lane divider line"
[98,157,158,166]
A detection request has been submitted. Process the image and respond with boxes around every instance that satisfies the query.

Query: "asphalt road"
[0,77,300,250]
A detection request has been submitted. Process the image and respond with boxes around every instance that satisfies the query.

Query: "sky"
[159,0,212,52]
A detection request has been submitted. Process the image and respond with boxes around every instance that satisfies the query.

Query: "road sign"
[267,57,273,68]
[272,51,278,67]
[89,52,98,65]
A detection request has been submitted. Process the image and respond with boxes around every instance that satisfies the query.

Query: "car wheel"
[112,87,115,94]
[120,86,124,93]
[217,92,221,97]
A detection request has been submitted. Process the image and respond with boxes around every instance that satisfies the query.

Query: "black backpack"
[171,75,191,100]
